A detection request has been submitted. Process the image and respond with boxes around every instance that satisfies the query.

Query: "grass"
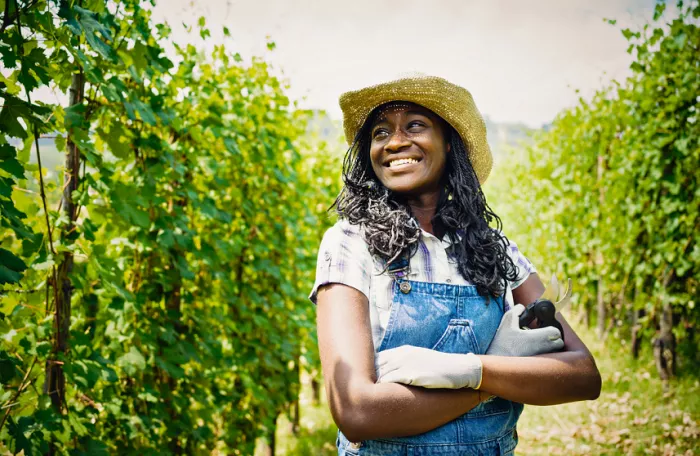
[257,318,699,455]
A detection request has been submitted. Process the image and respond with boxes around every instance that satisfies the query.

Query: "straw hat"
[339,74,492,184]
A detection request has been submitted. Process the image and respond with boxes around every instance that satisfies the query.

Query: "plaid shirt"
[310,220,537,348]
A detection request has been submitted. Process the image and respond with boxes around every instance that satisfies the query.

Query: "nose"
[384,129,411,153]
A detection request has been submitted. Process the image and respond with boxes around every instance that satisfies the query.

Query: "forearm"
[327,379,480,442]
[478,350,601,405]
[481,287,602,405]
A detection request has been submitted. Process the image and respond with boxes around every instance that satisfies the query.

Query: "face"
[368,102,449,196]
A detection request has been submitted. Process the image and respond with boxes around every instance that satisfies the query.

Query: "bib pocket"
[431,318,480,355]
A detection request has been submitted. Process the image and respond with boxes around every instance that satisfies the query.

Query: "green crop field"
[1,1,698,454]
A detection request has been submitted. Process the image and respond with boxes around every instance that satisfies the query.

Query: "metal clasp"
[387,255,411,294]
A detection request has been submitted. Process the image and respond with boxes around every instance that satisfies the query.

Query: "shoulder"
[322,219,364,242]
[497,231,538,289]
[310,219,373,304]
[319,220,367,250]
[492,229,524,254]
[317,219,372,263]
[502,234,523,258]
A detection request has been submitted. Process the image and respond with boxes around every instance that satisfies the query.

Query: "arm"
[317,283,482,442]
[479,273,602,405]
[479,314,601,405]
[375,273,601,405]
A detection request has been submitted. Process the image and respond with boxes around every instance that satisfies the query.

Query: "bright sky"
[151,0,655,128]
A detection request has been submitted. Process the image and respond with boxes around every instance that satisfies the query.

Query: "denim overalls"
[337,257,523,455]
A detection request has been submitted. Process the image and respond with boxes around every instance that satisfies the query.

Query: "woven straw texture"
[339,75,492,184]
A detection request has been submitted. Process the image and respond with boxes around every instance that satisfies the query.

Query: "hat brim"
[339,75,492,184]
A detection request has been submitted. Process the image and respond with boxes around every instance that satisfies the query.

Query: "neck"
[407,190,441,235]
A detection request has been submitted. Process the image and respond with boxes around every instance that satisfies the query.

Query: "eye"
[407,121,425,131]
[372,128,389,139]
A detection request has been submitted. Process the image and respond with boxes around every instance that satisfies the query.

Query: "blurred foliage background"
[0,0,697,454]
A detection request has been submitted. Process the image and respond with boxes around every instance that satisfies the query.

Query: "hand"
[375,345,482,389]
[486,304,564,357]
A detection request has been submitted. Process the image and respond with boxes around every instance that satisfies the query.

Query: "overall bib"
[337,270,523,455]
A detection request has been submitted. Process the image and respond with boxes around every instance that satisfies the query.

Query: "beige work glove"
[485,304,564,356]
[375,345,483,389]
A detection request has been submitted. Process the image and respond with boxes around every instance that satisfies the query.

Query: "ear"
[446,142,451,154]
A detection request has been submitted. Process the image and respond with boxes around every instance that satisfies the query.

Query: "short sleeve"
[506,238,537,290]
[309,221,372,304]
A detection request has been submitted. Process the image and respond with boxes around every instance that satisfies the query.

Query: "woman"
[310,75,601,455]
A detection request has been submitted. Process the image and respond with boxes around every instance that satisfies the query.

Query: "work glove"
[485,304,564,356]
[375,345,483,389]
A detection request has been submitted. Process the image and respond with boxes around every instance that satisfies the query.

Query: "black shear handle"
[518,299,565,343]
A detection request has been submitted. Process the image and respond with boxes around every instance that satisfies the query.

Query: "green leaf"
[58,2,82,34]
[99,123,131,159]
[36,341,52,357]
[117,346,146,376]
[68,410,89,436]
[0,352,20,383]
[54,134,67,152]
[0,144,16,160]
[75,439,110,456]
[7,416,34,455]
[130,41,149,73]
[64,103,88,131]
[621,28,639,40]
[101,77,126,102]
[0,176,13,198]
[0,248,27,272]
[18,47,51,92]
[653,2,666,20]
[0,94,29,138]
[673,31,687,49]
[124,99,157,126]
[0,157,24,179]
[0,248,27,284]
[113,198,150,228]
[74,6,116,62]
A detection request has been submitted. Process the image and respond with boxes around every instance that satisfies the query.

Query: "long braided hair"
[332,103,518,298]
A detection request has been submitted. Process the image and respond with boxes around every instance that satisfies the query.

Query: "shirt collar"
[420,228,463,249]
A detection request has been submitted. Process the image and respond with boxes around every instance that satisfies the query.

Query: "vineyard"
[486,1,699,384]
[0,1,698,455]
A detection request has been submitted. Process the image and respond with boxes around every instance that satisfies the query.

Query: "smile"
[388,158,420,168]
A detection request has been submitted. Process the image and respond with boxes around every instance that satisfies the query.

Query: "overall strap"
[387,252,411,293]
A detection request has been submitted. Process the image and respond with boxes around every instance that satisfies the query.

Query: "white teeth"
[389,158,418,167]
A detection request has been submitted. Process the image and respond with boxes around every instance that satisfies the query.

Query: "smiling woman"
[311,75,601,455]
[368,103,448,196]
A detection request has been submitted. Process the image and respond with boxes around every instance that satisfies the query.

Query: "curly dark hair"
[332,104,518,298]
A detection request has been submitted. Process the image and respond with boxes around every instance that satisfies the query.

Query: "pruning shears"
[518,275,572,343]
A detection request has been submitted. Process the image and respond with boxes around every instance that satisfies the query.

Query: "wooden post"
[311,377,321,406]
[42,70,84,456]
[653,271,676,389]
[292,360,300,436]
[631,286,642,359]
[44,70,84,413]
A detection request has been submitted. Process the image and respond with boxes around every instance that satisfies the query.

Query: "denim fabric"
[337,280,523,455]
